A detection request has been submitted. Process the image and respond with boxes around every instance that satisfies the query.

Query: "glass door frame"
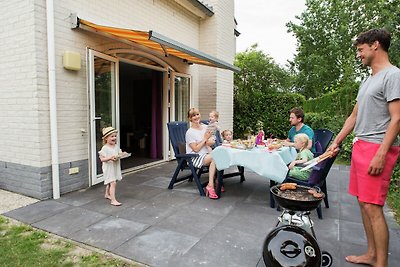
[168,71,191,159]
[88,49,119,186]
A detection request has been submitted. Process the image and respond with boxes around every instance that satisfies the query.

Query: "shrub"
[233,91,304,139]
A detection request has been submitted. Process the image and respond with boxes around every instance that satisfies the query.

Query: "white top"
[185,124,209,155]
[98,144,123,185]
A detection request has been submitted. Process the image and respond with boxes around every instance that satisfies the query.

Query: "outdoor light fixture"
[63,51,81,70]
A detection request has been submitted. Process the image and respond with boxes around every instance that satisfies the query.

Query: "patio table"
[211,145,297,196]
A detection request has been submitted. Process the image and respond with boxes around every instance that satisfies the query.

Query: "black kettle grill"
[263,184,333,267]
[263,225,321,267]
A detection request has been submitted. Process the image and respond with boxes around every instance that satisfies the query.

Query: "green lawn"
[0,216,138,267]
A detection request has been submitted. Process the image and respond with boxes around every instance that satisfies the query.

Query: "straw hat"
[102,127,117,139]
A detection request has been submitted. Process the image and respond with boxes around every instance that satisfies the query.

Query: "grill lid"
[263,225,321,267]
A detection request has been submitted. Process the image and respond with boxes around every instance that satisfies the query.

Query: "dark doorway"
[119,62,163,170]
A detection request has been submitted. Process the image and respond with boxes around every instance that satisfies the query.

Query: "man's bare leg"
[346,201,390,266]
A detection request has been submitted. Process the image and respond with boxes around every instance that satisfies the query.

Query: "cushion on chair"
[178,142,186,154]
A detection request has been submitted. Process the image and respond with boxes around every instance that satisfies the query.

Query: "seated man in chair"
[284,107,316,153]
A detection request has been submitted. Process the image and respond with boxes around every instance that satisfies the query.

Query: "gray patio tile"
[339,191,358,204]
[339,220,367,246]
[115,190,195,225]
[4,200,71,224]
[118,184,166,200]
[156,206,225,238]
[340,201,362,223]
[57,187,102,207]
[217,203,278,238]
[184,195,235,217]
[4,162,400,267]
[385,208,400,230]
[114,226,199,266]
[339,242,400,267]
[32,207,108,237]
[324,189,339,204]
[168,224,263,267]
[318,201,340,219]
[69,216,150,251]
[140,176,174,189]
[80,197,142,216]
[389,228,400,254]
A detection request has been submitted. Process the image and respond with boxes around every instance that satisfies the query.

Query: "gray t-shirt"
[354,65,400,145]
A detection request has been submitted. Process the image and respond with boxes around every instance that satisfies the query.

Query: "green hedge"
[233,91,305,139]
[303,83,359,117]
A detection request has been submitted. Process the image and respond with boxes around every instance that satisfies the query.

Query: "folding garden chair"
[167,121,245,196]
[167,121,208,196]
[270,153,337,219]
[314,129,334,156]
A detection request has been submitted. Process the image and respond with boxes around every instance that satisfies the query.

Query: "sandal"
[205,185,219,199]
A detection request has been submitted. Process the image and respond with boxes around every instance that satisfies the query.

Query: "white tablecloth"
[211,146,297,183]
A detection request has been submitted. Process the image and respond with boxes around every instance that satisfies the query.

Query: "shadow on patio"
[3,162,400,266]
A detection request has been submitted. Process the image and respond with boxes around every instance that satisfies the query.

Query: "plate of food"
[116,152,131,159]
[230,139,255,150]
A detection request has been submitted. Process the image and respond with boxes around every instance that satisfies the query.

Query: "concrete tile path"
[2,162,400,267]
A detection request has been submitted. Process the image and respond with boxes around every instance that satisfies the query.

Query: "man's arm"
[328,103,358,155]
[368,99,400,175]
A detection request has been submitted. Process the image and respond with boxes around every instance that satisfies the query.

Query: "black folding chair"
[167,121,208,196]
[167,121,245,196]
[313,129,334,156]
[270,153,337,219]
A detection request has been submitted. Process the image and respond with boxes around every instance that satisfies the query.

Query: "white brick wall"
[0,0,41,166]
[0,0,236,168]
[199,0,235,131]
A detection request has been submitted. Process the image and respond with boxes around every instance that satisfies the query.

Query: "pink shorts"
[349,139,400,206]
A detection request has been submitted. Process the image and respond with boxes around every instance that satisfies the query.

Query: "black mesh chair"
[270,153,337,219]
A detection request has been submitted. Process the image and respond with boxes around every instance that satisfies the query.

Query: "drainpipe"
[46,0,60,199]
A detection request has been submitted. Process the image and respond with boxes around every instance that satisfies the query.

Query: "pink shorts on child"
[349,139,400,206]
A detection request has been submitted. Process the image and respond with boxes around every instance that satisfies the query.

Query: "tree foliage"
[233,46,301,138]
[234,44,294,97]
[287,0,400,98]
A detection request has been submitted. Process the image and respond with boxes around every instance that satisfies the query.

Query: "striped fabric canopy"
[76,18,239,72]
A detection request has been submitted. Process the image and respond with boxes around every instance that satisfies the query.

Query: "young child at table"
[221,129,233,143]
[287,133,314,180]
[98,126,124,206]
[206,110,221,151]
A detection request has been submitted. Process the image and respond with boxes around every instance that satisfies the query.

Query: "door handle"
[94,117,102,120]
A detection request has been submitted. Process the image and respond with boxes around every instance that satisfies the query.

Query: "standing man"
[285,107,315,153]
[329,28,400,267]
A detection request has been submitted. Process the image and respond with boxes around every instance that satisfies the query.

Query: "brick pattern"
[0,159,89,199]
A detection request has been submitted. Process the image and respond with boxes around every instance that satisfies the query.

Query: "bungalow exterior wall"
[0,0,237,199]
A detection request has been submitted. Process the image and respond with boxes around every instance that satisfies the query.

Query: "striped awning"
[72,16,239,72]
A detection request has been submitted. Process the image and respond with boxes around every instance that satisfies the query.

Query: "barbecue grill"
[262,184,333,267]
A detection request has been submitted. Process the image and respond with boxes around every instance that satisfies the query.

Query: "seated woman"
[186,108,218,199]
[287,133,314,180]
